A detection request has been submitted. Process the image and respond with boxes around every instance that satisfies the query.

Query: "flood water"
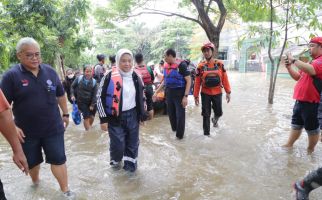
[1,71,322,200]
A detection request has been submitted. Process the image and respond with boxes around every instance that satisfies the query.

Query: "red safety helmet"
[310,37,322,45]
[201,42,215,51]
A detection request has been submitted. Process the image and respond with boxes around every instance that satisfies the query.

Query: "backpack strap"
[77,75,83,84]
[92,78,97,87]
[77,75,96,88]
[147,66,153,76]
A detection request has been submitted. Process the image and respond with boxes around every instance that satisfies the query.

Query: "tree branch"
[271,0,290,104]
[206,0,213,15]
[214,0,227,32]
[192,0,215,31]
[128,8,203,26]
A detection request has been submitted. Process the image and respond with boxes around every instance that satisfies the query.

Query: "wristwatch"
[62,114,70,118]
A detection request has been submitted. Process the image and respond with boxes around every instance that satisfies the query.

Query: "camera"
[283,54,290,65]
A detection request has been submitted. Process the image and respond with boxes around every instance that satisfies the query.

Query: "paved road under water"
[1,71,322,200]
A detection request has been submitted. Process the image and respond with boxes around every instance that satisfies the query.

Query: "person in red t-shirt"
[0,89,29,200]
[282,36,322,154]
[292,37,322,200]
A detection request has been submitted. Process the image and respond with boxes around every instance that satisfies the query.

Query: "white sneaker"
[63,190,76,199]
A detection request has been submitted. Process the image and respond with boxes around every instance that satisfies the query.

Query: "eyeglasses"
[24,52,41,60]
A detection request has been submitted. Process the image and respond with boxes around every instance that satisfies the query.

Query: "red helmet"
[310,37,322,45]
[201,42,215,51]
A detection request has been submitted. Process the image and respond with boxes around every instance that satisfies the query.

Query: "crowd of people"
[1,36,322,200]
[0,36,232,199]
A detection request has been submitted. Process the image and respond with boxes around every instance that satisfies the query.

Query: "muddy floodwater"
[1,71,322,200]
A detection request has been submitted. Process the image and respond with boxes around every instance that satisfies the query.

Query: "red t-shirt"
[293,56,322,103]
[0,89,10,113]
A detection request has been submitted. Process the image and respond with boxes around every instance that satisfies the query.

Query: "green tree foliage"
[0,0,92,71]
[0,32,10,72]
[226,0,274,22]
[0,46,9,73]
[150,19,195,61]
[96,0,274,57]
[92,18,195,64]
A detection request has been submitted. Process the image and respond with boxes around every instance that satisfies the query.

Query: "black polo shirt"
[0,64,65,138]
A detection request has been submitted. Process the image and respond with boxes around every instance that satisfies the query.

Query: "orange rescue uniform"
[193,59,231,97]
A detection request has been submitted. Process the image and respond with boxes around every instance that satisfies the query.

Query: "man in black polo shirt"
[0,37,74,198]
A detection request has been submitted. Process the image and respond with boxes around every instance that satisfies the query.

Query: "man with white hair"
[0,37,74,198]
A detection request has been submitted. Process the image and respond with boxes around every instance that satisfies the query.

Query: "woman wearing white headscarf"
[96,49,148,172]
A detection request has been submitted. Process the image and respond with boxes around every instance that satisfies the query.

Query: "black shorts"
[22,133,66,169]
[78,102,96,119]
[291,101,319,135]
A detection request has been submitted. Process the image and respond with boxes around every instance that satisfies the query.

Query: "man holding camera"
[282,36,322,154]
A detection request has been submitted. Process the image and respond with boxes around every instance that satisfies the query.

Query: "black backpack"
[312,76,322,94]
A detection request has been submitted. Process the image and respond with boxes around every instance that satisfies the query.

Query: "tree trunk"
[60,54,66,78]
[55,53,65,80]
[208,32,220,58]
[57,37,66,79]
[192,0,226,58]
[268,0,289,104]
[135,0,227,58]
[268,0,275,104]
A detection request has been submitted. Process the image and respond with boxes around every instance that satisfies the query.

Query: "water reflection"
[1,72,322,200]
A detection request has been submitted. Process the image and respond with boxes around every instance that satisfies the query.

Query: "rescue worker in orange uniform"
[193,42,231,135]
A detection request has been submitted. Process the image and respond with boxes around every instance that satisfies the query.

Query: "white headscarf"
[115,48,136,111]
[115,48,134,77]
